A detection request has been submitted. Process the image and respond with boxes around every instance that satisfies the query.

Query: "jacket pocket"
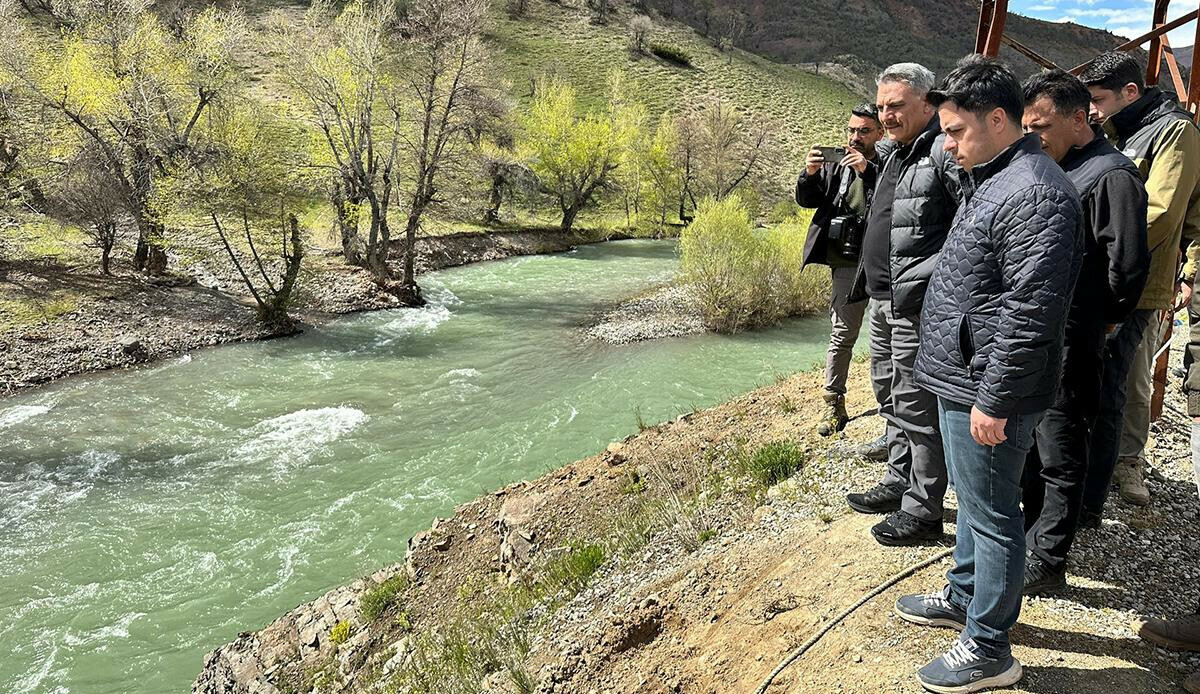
[957,313,975,375]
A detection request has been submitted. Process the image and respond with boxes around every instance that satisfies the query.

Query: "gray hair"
[877,63,936,96]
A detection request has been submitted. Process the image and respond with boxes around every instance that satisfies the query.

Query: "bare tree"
[50,147,130,275]
[391,0,501,303]
[276,0,399,283]
[674,94,771,218]
[585,0,612,24]
[210,211,305,329]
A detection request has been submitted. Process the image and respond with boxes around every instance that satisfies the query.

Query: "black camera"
[828,214,865,259]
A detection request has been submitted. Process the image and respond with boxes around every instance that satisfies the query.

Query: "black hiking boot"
[817,393,849,437]
[1078,509,1101,530]
[846,482,905,514]
[1023,555,1067,596]
[871,510,943,546]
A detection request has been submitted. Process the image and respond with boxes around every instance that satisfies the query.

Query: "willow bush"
[679,196,829,333]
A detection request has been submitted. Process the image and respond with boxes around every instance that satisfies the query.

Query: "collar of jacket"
[893,115,941,162]
[1060,129,1108,169]
[1107,87,1179,139]
[968,133,1040,187]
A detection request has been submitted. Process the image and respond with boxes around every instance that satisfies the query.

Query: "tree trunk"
[100,244,112,276]
[560,205,579,233]
[484,172,504,225]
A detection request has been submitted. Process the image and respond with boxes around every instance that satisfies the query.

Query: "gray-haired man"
[845,62,963,546]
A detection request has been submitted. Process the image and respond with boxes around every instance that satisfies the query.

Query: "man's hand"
[970,406,1008,446]
[805,148,825,176]
[840,148,868,174]
[1175,278,1194,312]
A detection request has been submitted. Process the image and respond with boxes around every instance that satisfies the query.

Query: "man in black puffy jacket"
[894,57,1083,694]
[844,62,963,548]
[1019,70,1150,596]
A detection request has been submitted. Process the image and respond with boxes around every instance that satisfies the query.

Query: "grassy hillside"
[489,1,858,160]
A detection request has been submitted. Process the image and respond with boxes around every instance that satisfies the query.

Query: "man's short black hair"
[851,102,881,123]
[927,54,1023,125]
[1022,69,1090,116]
[1079,51,1145,93]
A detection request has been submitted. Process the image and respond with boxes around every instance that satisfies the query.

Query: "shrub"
[767,199,802,224]
[680,196,828,332]
[360,574,407,621]
[629,15,652,53]
[649,42,691,66]
[329,620,352,645]
[541,541,607,594]
[744,441,804,487]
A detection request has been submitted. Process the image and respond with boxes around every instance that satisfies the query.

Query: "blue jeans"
[1083,309,1154,515]
[939,398,1042,659]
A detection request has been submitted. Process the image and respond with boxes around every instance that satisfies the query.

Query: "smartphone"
[814,145,848,162]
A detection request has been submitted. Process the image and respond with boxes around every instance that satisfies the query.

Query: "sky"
[1010,0,1198,49]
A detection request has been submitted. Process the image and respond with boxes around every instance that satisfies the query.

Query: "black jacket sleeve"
[796,162,837,209]
[1092,169,1150,322]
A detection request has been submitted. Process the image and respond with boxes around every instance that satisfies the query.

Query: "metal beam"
[976,0,1009,56]
[1000,34,1061,70]
[1068,8,1200,73]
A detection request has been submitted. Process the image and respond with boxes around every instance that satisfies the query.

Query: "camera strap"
[832,166,854,210]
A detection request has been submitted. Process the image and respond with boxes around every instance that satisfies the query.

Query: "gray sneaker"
[917,636,1022,693]
[855,433,888,461]
[895,588,967,630]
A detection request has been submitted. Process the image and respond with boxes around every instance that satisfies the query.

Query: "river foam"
[233,407,368,473]
[0,404,51,428]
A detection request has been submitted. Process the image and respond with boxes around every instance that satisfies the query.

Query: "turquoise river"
[0,240,846,694]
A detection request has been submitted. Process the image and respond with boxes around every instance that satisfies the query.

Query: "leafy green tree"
[0,0,245,275]
[519,76,635,232]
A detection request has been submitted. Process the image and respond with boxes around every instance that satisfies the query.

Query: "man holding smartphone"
[796,103,889,440]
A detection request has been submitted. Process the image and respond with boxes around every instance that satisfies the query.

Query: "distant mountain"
[1171,44,1193,71]
[648,0,1135,84]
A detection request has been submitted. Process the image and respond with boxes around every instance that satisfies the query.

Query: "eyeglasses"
[846,127,878,136]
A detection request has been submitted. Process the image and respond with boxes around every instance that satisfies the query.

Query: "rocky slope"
[193,326,1200,694]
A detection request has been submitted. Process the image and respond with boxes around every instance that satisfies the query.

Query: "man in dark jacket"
[1018,70,1150,595]
[895,57,1083,694]
[844,63,962,547]
[796,103,888,438]
[1080,52,1200,514]
[1132,272,1200,694]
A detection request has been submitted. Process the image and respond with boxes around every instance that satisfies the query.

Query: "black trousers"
[1022,319,1107,571]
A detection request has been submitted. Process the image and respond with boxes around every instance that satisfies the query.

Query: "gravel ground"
[583,284,706,344]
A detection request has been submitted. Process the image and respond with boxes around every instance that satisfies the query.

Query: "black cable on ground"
[752,547,954,694]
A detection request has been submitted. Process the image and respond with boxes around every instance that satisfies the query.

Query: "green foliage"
[680,196,828,332]
[743,440,805,488]
[767,199,803,224]
[541,541,607,595]
[697,528,717,543]
[360,575,408,622]
[649,42,691,66]
[518,74,640,231]
[621,470,646,495]
[329,620,352,645]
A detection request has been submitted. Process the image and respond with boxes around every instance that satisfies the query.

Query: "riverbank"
[193,327,1200,694]
[0,227,638,397]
